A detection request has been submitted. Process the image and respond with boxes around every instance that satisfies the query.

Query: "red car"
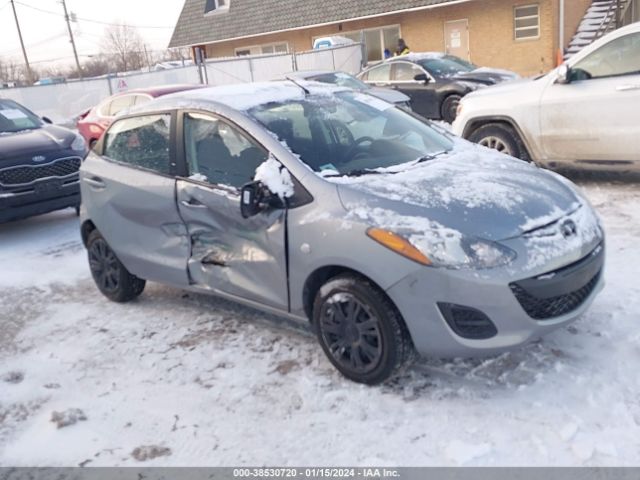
[77,84,205,148]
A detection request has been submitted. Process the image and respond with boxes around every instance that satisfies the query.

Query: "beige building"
[170,0,640,77]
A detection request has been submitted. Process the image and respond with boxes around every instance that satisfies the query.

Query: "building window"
[235,43,288,56]
[205,0,229,15]
[314,25,400,63]
[514,4,540,40]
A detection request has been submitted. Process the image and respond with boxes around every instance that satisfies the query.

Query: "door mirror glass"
[556,64,571,84]
[414,73,429,83]
[41,116,53,124]
[240,181,265,218]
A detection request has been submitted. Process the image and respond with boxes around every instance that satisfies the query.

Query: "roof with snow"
[169,0,472,48]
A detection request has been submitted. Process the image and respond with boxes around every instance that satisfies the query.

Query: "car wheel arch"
[465,117,534,161]
[81,219,97,247]
[302,266,396,322]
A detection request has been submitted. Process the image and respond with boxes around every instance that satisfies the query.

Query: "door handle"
[616,84,640,92]
[180,199,207,209]
[83,177,105,189]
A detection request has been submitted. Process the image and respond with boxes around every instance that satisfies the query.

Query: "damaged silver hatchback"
[80,82,605,384]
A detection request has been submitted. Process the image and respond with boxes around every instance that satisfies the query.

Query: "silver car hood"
[334,142,581,242]
[367,87,410,105]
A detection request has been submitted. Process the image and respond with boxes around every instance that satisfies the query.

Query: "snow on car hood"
[332,141,581,242]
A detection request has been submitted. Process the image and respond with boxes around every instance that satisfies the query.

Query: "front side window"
[104,114,171,175]
[572,33,640,80]
[366,64,391,82]
[514,4,540,40]
[393,62,424,81]
[184,112,268,188]
[0,99,42,133]
[108,95,135,117]
[249,92,453,176]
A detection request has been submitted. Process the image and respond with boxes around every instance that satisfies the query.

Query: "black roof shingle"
[169,0,469,48]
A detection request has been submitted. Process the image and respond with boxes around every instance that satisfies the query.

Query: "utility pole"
[61,0,82,79]
[9,0,33,85]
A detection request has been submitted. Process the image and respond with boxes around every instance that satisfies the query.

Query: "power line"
[13,1,174,29]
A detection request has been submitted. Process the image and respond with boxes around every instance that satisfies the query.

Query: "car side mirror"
[556,64,571,84]
[240,181,265,218]
[414,73,429,84]
[42,116,53,124]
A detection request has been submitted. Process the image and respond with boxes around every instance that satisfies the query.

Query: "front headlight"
[368,227,516,269]
[71,134,87,152]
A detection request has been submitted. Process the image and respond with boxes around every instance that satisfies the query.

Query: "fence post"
[248,58,254,82]
[107,75,113,95]
[291,47,298,72]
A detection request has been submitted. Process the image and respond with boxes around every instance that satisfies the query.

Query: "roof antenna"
[285,76,310,96]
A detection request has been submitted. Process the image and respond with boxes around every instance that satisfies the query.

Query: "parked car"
[80,82,604,384]
[77,84,205,148]
[453,22,640,169]
[0,98,87,223]
[284,70,411,109]
[358,53,519,123]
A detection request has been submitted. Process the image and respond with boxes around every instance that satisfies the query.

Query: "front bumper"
[386,243,605,358]
[0,178,80,223]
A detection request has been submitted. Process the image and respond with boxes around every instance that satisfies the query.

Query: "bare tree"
[101,23,145,73]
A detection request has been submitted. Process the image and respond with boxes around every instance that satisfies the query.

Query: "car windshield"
[0,99,42,133]
[417,55,476,78]
[249,91,453,176]
[309,72,370,90]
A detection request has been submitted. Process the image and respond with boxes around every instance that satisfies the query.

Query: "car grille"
[0,157,81,186]
[510,270,601,320]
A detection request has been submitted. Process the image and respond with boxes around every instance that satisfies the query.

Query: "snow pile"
[254,155,294,199]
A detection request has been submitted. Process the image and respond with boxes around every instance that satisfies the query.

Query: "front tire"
[468,123,530,161]
[313,274,413,385]
[87,230,145,303]
[441,94,462,124]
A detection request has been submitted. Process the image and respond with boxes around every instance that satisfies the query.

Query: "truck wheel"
[313,274,413,385]
[87,230,146,303]
[468,123,530,161]
[441,94,462,124]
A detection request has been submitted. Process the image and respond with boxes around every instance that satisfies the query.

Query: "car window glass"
[0,99,41,133]
[418,56,472,78]
[104,114,171,174]
[393,63,424,81]
[133,95,152,106]
[184,112,269,188]
[108,95,135,116]
[250,92,453,174]
[572,33,640,80]
[366,64,391,82]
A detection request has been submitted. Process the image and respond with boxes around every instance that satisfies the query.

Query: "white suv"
[453,22,640,170]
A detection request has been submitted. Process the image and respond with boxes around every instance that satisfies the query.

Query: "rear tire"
[441,94,462,124]
[468,123,530,161]
[87,230,145,303]
[313,274,413,385]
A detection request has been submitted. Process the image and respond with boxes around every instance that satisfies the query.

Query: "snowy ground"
[1,174,640,467]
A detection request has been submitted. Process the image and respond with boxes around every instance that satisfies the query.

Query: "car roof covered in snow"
[128,80,351,114]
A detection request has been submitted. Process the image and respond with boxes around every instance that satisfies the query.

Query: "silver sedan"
[79,82,604,384]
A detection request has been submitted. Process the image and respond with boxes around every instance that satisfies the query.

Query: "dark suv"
[0,98,87,222]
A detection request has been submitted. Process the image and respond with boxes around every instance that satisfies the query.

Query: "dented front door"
[176,180,289,310]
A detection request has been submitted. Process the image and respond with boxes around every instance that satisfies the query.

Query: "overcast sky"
[0,0,185,68]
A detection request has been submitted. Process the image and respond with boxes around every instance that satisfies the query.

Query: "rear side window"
[366,64,391,82]
[108,95,135,116]
[104,114,171,175]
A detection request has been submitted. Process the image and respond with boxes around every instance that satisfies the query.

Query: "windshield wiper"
[323,168,383,178]
[414,150,449,164]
